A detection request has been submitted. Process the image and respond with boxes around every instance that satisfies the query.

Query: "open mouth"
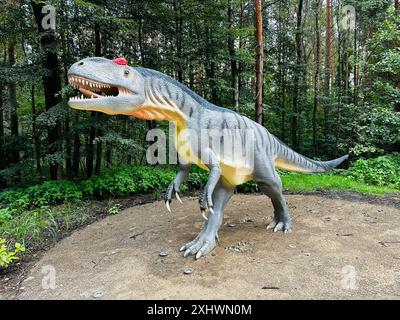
[68,75,132,101]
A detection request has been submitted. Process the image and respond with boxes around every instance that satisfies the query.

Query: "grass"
[0,200,105,251]
[281,173,398,195]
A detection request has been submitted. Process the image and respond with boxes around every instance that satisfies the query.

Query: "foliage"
[343,154,400,189]
[0,238,26,269]
[106,202,122,215]
[81,166,176,197]
[0,181,83,210]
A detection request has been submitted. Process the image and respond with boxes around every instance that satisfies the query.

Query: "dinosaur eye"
[124,70,130,76]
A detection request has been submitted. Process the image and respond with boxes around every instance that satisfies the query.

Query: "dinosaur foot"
[267,218,292,233]
[180,231,217,260]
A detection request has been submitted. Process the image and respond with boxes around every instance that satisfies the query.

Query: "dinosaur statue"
[67,57,348,259]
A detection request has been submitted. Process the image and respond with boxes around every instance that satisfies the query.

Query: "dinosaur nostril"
[78,62,84,66]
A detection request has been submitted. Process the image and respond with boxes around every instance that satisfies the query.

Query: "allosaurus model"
[68,57,348,259]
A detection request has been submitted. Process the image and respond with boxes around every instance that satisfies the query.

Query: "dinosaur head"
[67,57,145,115]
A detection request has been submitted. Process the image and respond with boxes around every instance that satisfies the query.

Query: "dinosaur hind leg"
[255,168,292,233]
[180,178,235,259]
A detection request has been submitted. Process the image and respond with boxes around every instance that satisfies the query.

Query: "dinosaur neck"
[130,73,203,126]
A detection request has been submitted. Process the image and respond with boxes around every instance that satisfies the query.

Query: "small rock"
[4,278,9,282]
[20,287,25,290]
[184,267,193,275]
[159,251,168,257]
[227,223,236,228]
[92,290,104,298]
[288,244,296,249]
[304,252,311,256]
[23,276,35,282]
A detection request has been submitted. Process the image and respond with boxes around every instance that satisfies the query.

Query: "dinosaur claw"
[184,249,191,258]
[201,209,208,220]
[209,207,214,214]
[165,200,171,213]
[195,251,202,260]
[175,192,183,204]
[179,245,186,252]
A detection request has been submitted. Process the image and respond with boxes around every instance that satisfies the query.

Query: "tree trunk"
[138,17,156,132]
[254,0,264,125]
[94,23,103,175]
[174,0,184,82]
[353,28,358,106]
[313,0,321,155]
[0,83,5,187]
[336,20,343,155]
[86,113,95,178]
[60,0,72,178]
[106,143,112,168]
[31,85,42,174]
[71,113,81,178]
[323,0,332,152]
[395,1,400,111]
[228,0,239,111]
[7,41,20,167]
[31,0,63,180]
[291,0,303,149]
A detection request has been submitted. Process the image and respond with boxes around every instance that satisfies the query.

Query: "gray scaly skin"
[68,57,348,259]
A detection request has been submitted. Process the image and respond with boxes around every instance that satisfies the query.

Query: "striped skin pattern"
[68,57,348,259]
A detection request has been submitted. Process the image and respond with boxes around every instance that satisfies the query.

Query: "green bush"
[26,181,83,207]
[343,154,400,189]
[0,238,26,269]
[81,166,176,197]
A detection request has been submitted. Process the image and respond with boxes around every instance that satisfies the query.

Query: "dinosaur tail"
[272,136,348,173]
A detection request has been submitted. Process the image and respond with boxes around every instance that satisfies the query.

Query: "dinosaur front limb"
[181,178,234,259]
[164,163,191,212]
[199,163,222,217]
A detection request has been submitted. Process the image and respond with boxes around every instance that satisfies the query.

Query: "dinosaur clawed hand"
[199,186,214,220]
[164,181,183,213]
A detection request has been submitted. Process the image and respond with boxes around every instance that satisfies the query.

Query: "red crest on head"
[113,57,128,65]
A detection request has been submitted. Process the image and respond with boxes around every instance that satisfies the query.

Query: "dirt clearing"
[11,194,400,299]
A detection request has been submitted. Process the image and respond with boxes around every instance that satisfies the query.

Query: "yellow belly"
[174,124,253,186]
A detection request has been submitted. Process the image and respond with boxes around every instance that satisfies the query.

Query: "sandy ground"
[11,193,400,299]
